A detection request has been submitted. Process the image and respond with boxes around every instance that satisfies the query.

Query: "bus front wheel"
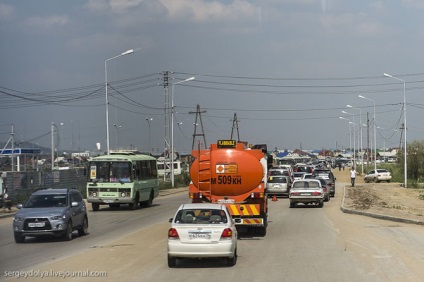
[129,194,139,210]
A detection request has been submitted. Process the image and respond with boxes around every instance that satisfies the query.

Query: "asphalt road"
[1,184,423,282]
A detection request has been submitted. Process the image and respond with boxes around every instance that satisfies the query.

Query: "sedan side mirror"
[169,218,173,223]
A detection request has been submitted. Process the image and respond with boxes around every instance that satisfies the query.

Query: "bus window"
[150,160,158,177]
[110,162,132,183]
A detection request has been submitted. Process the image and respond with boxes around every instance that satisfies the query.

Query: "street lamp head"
[383,73,392,78]
[358,95,365,99]
[122,49,134,56]
[347,104,353,108]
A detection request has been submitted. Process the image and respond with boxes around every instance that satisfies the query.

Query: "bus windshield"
[89,161,132,183]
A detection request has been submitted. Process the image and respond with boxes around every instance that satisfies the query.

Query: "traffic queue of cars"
[266,163,336,202]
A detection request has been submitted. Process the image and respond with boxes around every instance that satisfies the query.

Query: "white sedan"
[167,203,237,267]
[364,169,392,183]
[289,179,324,208]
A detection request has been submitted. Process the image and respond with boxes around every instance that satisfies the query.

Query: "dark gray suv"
[13,188,88,243]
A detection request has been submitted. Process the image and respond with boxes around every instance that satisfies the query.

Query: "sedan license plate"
[188,233,211,239]
[29,222,45,228]
[300,193,311,196]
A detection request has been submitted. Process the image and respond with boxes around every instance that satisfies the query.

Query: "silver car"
[289,179,324,208]
[13,188,88,243]
[266,175,290,197]
[167,203,237,267]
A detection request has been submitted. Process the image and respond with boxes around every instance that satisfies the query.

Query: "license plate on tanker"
[217,199,235,204]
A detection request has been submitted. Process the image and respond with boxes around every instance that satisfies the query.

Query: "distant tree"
[399,140,424,181]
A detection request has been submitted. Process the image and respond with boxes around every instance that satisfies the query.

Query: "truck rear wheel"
[258,227,267,236]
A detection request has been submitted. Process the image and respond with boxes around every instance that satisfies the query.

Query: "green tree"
[400,140,424,181]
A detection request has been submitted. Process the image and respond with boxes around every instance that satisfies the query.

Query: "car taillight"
[221,228,233,239]
[323,188,327,192]
[291,192,300,196]
[312,192,322,196]
[168,228,179,239]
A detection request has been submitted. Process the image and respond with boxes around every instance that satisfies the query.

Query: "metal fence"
[2,168,87,204]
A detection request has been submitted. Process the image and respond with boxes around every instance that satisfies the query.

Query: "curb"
[340,185,424,226]
[159,187,187,197]
[0,210,15,219]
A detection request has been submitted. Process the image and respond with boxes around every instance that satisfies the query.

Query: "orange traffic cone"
[272,195,278,202]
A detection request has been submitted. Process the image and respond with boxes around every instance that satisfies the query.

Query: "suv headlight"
[14,216,24,222]
[51,214,66,220]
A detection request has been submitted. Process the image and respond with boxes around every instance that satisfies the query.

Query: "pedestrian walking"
[350,167,356,187]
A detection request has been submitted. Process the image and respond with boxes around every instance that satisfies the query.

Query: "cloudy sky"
[1,0,424,155]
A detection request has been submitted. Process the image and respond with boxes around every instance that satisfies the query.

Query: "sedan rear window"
[175,209,228,224]
[268,176,287,183]
[292,181,320,188]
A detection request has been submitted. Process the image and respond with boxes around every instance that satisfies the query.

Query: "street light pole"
[347,104,363,174]
[113,124,122,149]
[171,76,195,187]
[51,122,59,171]
[342,110,356,167]
[383,73,407,188]
[339,117,352,163]
[146,118,153,154]
[105,49,134,155]
[359,95,377,171]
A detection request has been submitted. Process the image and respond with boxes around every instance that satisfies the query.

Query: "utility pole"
[399,123,405,150]
[163,71,170,182]
[230,113,241,141]
[190,104,207,150]
[367,112,370,165]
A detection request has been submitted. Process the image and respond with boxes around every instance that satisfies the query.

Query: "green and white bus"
[86,152,159,211]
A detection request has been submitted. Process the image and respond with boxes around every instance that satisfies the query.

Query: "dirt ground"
[332,167,424,222]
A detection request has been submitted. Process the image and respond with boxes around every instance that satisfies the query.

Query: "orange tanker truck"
[189,140,271,236]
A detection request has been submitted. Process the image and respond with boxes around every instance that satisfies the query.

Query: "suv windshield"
[25,194,67,208]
